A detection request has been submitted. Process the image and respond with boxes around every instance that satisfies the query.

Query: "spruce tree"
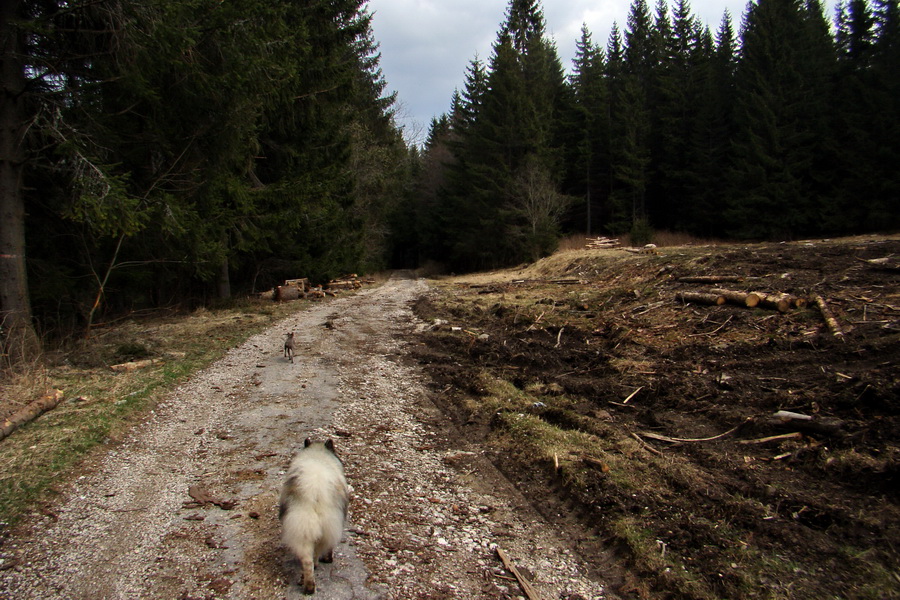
[685,12,737,236]
[440,0,567,270]
[727,0,837,238]
[565,25,609,235]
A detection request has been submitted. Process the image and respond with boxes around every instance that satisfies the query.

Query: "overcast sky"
[368,0,839,146]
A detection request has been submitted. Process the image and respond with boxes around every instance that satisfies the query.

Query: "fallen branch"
[738,432,803,445]
[813,294,845,338]
[688,315,733,337]
[630,432,664,456]
[676,292,726,306]
[0,389,65,442]
[580,456,611,472]
[110,358,161,372]
[636,418,750,444]
[496,547,542,600]
[859,256,900,271]
[623,386,643,404]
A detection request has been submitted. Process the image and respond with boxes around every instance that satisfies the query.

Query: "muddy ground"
[410,236,900,600]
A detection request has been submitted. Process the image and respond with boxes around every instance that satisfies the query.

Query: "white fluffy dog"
[279,438,349,594]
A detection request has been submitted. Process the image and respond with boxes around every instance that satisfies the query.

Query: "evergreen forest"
[418,0,899,271]
[1,0,898,357]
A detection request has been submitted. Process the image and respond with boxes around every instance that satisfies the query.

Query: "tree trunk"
[217,257,231,300]
[0,0,39,363]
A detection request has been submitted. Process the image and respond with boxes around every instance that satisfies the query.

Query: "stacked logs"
[674,275,843,337]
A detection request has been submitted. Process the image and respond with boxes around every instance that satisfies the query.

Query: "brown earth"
[410,236,900,600]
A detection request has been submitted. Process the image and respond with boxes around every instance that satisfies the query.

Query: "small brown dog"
[280,439,349,594]
[283,332,295,363]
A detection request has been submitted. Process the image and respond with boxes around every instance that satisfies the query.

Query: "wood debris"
[327,273,365,291]
[184,485,238,510]
[584,236,620,249]
[0,389,65,443]
[110,358,161,372]
[813,294,845,338]
[496,547,542,600]
[859,256,900,271]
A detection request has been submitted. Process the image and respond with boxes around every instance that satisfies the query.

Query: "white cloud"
[368,0,838,145]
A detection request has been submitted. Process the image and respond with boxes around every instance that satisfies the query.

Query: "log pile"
[623,244,658,255]
[675,279,846,337]
[266,274,372,302]
[271,277,309,301]
[326,274,364,291]
[584,237,620,250]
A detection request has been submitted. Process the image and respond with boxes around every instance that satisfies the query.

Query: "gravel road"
[0,274,606,600]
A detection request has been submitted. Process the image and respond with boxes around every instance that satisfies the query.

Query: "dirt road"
[1,274,606,599]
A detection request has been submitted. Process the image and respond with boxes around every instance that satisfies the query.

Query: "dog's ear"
[325,439,335,452]
[304,438,312,448]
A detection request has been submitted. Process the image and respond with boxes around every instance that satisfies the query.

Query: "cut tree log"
[710,288,761,308]
[275,285,300,301]
[284,278,309,291]
[813,294,845,338]
[753,292,794,312]
[677,291,726,306]
[0,389,65,442]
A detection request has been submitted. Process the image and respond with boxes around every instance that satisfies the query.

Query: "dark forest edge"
[1,0,898,361]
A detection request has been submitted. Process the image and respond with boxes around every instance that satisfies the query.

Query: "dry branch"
[676,292,726,306]
[623,386,643,404]
[496,547,542,600]
[636,419,748,444]
[813,294,845,338]
[859,256,900,271]
[738,432,803,445]
[110,358,161,372]
[0,389,65,442]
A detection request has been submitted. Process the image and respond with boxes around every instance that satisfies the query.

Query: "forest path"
[1,274,606,600]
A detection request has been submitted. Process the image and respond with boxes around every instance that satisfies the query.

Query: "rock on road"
[1,274,606,599]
